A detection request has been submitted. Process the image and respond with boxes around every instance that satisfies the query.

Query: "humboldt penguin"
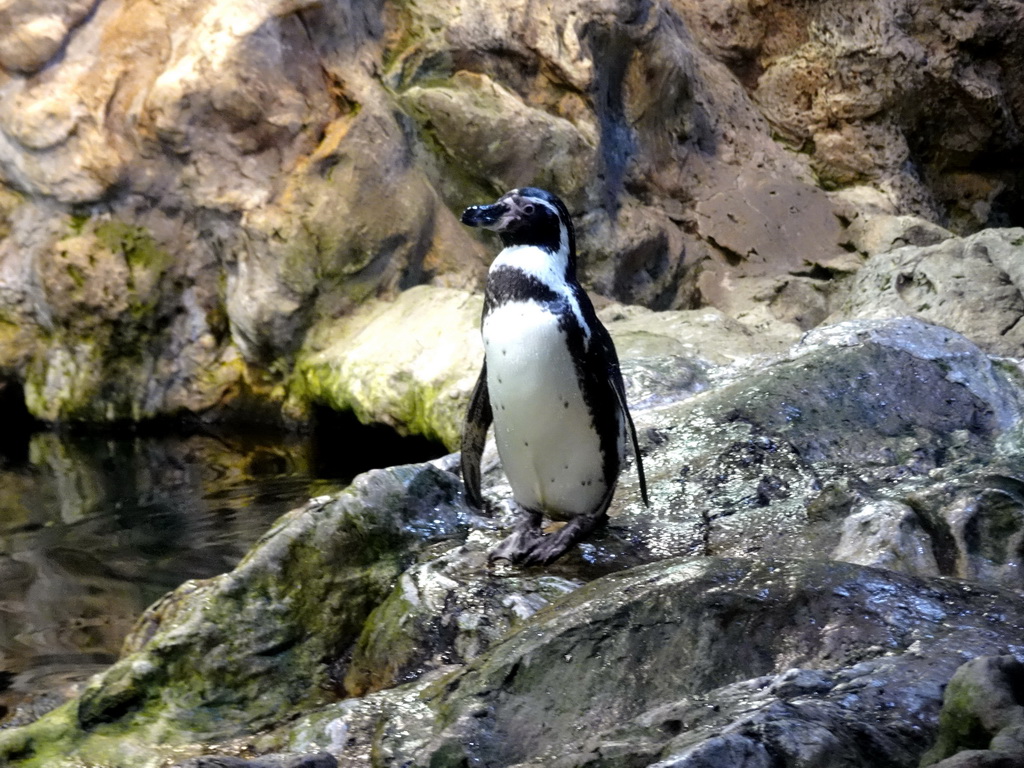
[460,187,648,564]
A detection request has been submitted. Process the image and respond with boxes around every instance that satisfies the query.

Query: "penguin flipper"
[461,363,493,510]
[611,369,649,507]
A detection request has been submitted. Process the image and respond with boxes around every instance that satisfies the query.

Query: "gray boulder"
[922,656,1024,768]
[279,557,1024,768]
[599,317,1023,586]
[830,229,1024,358]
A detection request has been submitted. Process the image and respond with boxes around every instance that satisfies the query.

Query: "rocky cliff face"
[1,0,1022,426]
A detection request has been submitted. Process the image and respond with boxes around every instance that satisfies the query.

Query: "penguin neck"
[490,243,576,290]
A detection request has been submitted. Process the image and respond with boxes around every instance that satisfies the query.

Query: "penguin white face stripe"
[515,195,571,269]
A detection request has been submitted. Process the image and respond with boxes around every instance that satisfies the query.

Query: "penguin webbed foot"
[489,512,607,566]
[489,510,544,563]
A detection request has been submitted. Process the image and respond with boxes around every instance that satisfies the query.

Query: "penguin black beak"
[461,202,508,230]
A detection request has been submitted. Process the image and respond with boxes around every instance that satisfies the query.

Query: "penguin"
[460,187,648,565]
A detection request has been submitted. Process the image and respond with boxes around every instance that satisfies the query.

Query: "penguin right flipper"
[460,363,493,510]
[589,316,649,508]
[610,367,649,507]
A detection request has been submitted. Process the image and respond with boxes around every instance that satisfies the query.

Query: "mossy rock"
[264,557,1024,767]
[295,285,484,450]
[920,655,1024,766]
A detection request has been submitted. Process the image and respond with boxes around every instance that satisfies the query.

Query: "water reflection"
[0,429,353,723]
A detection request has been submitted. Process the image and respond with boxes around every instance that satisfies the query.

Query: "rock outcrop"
[2,0,1023,427]
[922,656,1024,768]
[830,228,1024,358]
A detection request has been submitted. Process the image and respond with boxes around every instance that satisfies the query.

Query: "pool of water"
[0,420,445,724]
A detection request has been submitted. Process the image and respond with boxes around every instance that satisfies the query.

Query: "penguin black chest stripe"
[484,265,560,312]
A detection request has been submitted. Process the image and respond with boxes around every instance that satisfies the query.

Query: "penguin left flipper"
[460,363,493,511]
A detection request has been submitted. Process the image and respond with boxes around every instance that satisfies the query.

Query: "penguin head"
[461,188,576,264]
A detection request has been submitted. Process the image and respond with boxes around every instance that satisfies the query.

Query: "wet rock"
[174,753,337,768]
[831,499,939,577]
[929,752,1024,768]
[276,557,1024,767]
[5,307,1024,766]
[609,316,1024,573]
[909,470,1024,591]
[453,314,1024,590]
[342,535,582,697]
[600,302,799,376]
[830,228,1024,358]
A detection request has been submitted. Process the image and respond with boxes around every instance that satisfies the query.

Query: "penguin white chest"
[482,300,607,519]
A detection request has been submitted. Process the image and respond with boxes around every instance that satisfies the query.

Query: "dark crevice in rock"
[790,263,845,281]
[998,312,1022,338]
[903,496,960,577]
[0,379,41,467]
[989,186,1024,229]
[706,234,748,267]
[310,406,448,483]
[582,18,638,220]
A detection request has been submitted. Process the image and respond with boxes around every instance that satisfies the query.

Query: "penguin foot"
[490,512,607,566]
[489,527,546,564]
[489,510,544,563]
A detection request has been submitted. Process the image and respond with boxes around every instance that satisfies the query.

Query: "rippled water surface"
[0,422,444,723]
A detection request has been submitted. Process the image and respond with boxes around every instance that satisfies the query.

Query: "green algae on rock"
[12,212,275,426]
[343,538,581,698]
[921,656,1024,767]
[295,286,485,450]
[293,284,800,450]
[5,314,1024,766]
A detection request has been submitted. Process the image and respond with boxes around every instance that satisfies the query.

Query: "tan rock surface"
[0,0,1021,426]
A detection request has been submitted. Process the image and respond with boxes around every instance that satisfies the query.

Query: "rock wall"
[1,0,1022,426]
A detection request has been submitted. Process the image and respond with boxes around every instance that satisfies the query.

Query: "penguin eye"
[522,203,535,215]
